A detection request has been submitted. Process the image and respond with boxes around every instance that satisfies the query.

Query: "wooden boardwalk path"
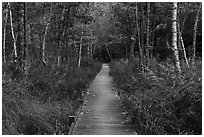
[71,64,137,135]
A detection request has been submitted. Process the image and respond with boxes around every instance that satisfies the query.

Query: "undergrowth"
[2,60,101,135]
[109,58,202,135]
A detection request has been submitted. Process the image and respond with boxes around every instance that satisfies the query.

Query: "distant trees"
[107,2,202,72]
[2,2,202,72]
[2,2,97,72]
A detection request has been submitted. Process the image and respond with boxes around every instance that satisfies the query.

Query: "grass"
[2,60,101,135]
[109,58,202,135]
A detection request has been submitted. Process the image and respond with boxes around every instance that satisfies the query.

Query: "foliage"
[2,61,101,135]
[110,59,201,135]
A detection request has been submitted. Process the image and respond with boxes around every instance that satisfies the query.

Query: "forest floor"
[71,64,136,135]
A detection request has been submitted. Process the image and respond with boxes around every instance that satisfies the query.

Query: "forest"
[2,2,202,135]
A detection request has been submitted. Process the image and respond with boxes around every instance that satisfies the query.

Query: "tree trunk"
[87,44,93,62]
[57,7,66,67]
[23,3,27,63]
[192,3,201,66]
[141,4,146,65]
[181,14,186,34]
[177,21,189,69]
[23,3,30,74]
[18,2,26,64]
[19,2,28,71]
[172,2,181,73]
[136,3,144,72]
[42,22,49,65]
[130,33,135,61]
[90,44,93,61]
[150,17,156,59]
[3,3,8,63]
[105,45,112,61]
[141,4,146,72]
[130,20,135,61]
[78,24,83,68]
[42,3,53,66]
[78,41,82,68]
[146,2,150,67]
[8,2,18,62]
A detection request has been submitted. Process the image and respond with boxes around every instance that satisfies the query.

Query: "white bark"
[172,2,181,72]
[42,3,53,65]
[178,22,189,69]
[57,7,66,67]
[105,45,112,60]
[87,44,90,61]
[8,2,18,61]
[42,23,49,64]
[146,2,150,64]
[78,24,83,68]
[192,4,201,66]
[3,4,8,63]
[78,40,82,68]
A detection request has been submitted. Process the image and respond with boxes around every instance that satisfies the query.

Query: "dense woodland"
[2,2,202,135]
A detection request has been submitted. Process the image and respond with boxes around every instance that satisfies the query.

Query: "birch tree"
[78,24,83,68]
[146,2,150,67]
[192,3,201,66]
[8,2,18,62]
[3,3,8,63]
[172,2,181,72]
[23,3,27,63]
[177,21,189,68]
[42,3,53,66]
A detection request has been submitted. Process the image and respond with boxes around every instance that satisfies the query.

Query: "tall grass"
[109,58,202,135]
[2,60,101,135]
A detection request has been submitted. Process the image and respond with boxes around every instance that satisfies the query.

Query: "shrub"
[2,61,101,134]
[110,59,202,135]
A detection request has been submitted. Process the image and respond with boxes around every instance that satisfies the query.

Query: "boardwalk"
[71,64,136,135]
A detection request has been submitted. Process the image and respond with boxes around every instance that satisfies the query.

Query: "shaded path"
[71,64,136,135]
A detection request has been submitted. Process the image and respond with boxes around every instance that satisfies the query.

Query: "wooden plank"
[71,64,137,135]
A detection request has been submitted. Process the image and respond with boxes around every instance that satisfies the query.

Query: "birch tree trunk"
[130,31,136,61]
[146,2,150,67]
[78,40,82,68]
[130,18,135,61]
[192,3,201,66]
[105,45,112,61]
[42,3,53,66]
[78,24,83,68]
[23,3,27,63]
[90,43,93,59]
[141,4,146,72]
[57,7,66,67]
[8,2,18,62]
[3,3,8,63]
[177,22,189,68]
[172,2,181,73]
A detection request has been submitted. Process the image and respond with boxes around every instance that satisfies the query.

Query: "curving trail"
[71,64,136,135]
